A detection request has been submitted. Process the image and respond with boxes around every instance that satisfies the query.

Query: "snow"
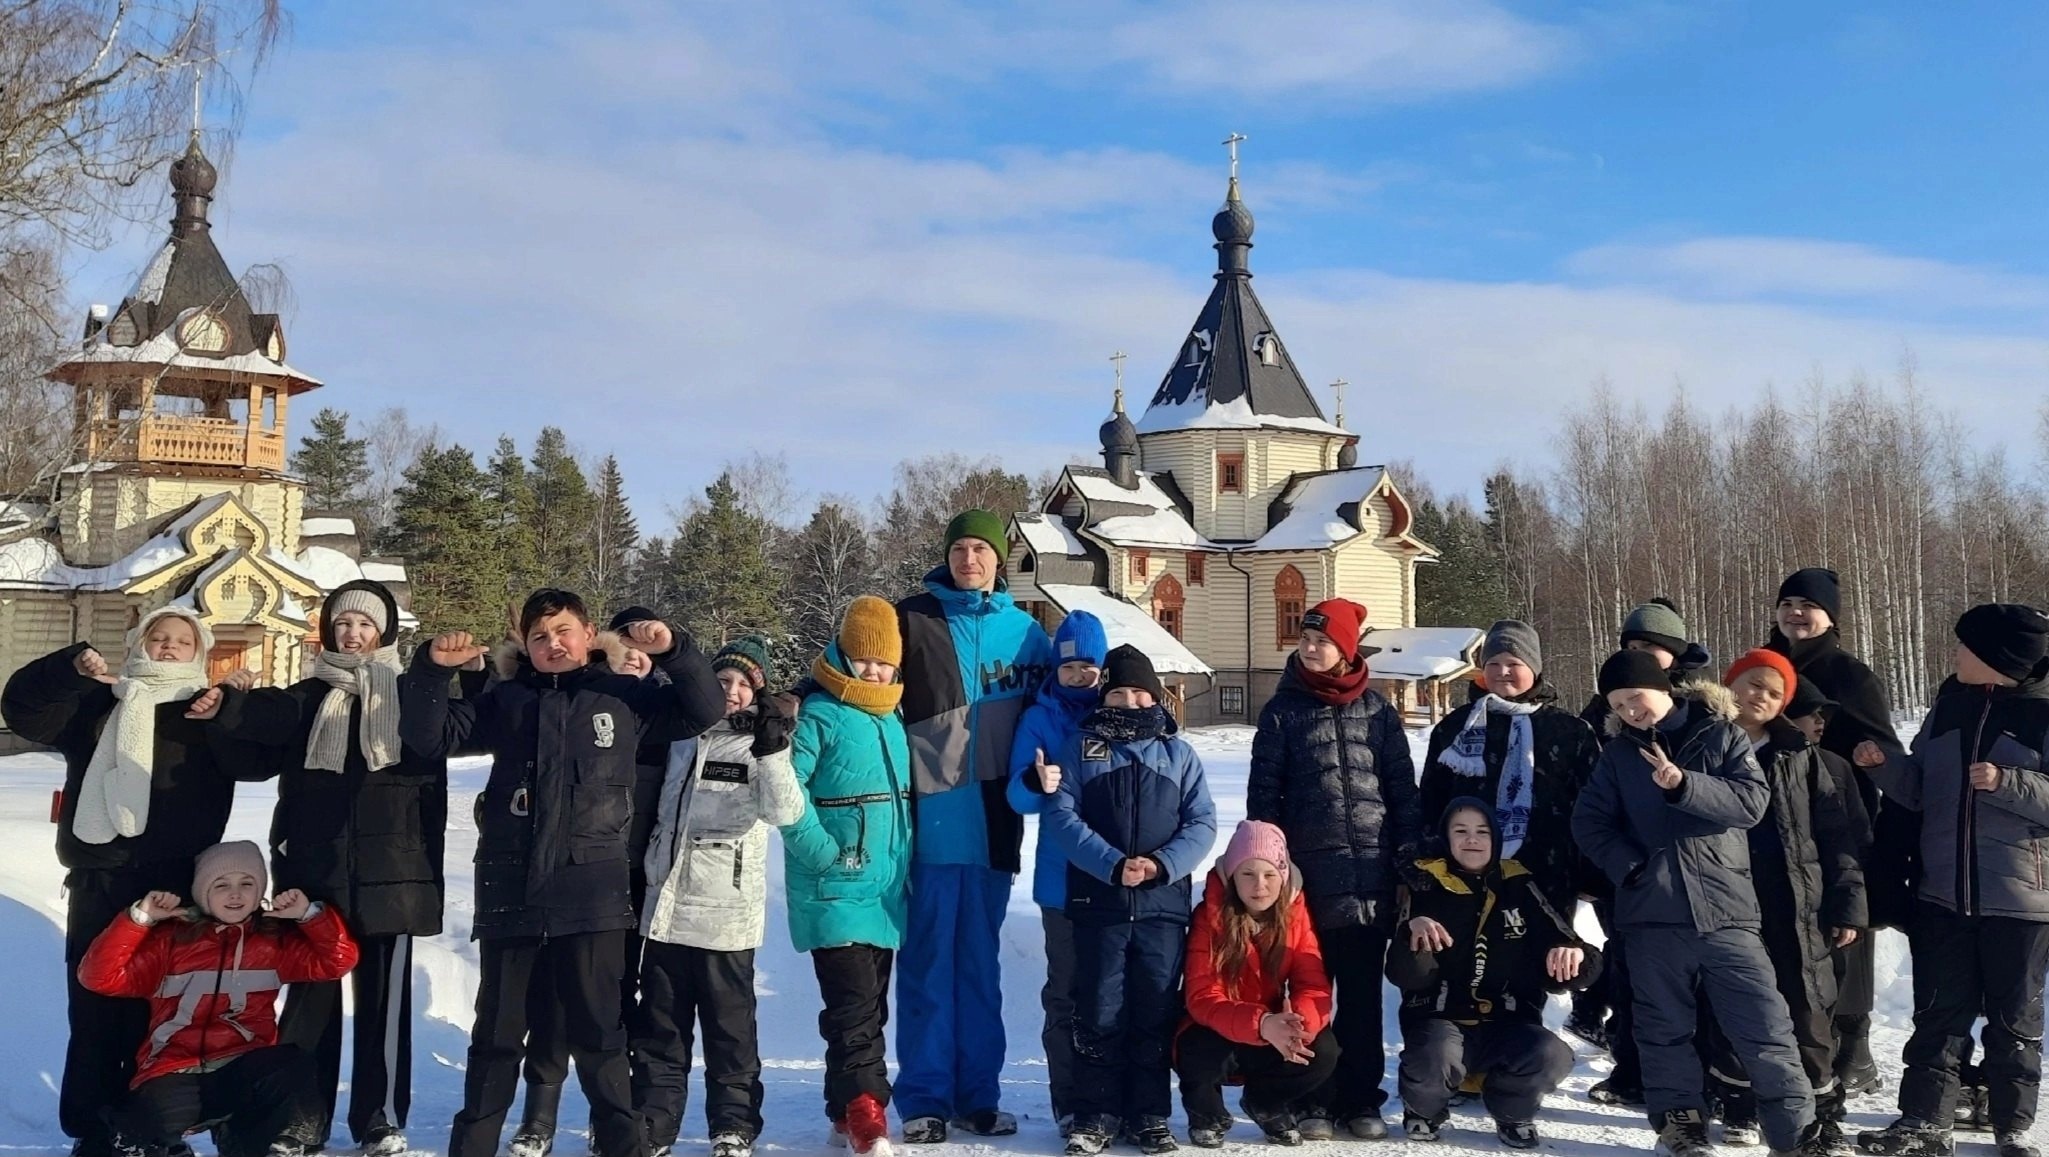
[1067,470,1182,512]
[1253,469,1384,552]
[1014,513,1088,559]
[295,544,365,589]
[361,561,408,584]
[127,241,177,306]
[1089,511,1216,550]
[0,716,2016,1155]
[1364,626,1484,680]
[1135,391,1351,439]
[55,329,321,386]
[300,517,358,539]
[1038,583,1212,675]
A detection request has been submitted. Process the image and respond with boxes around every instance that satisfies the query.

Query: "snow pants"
[112,1045,319,1157]
[1175,1024,1340,1126]
[1041,907,1080,1121]
[631,943,765,1145]
[894,862,1010,1121]
[1899,902,2049,1136]
[449,931,642,1157]
[814,944,895,1121]
[1591,899,1642,1087]
[1311,922,1391,1118]
[1397,1019,1574,1126]
[1627,925,1814,1152]
[63,862,194,1154]
[1071,916,1185,1123]
[280,931,413,1147]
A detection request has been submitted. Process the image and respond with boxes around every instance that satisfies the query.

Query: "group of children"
[16,533,2049,1157]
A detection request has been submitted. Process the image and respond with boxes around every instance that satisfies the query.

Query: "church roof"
[1037,583,1212,675]
[1252,466,1436,555]
[1063,466,1219,550]
[1136,176,1347,439]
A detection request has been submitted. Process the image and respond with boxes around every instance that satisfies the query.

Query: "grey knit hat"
[1483,620,1543,677]
[326,587,390,635]
[1620,598,1687,655]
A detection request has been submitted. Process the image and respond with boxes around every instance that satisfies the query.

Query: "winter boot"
[1770,1122,1840,1157]
[1497,1122,1539,1151]
[107,1136,151,1157]
[952,1111,1016,1138]
[1655,1108,1714,1157]
[509,1083,563,1157]
[844,1094,891,1157]
[266,1142,310,1157]
[1856,1118,1952,1156]
[1064,1116,1117,1157]
[1294,1116,1334,1142]
[1564,1010,1608,1050]
[1186,1118,1230,1150]
[899,1117,945,1145]
[1134,1118,1177,1155]
[1589,1078,1646,1106]
[360,1126,409,1157]
[1402,1113,1441,1143]
[1243,1102,1300,1147]
[1954,1086,1990,1132]
[709,1134,753,1157]
[1995,1135,2042,1157]
[1343,1115,1388,1140]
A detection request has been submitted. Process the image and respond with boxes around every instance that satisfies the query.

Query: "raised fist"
[134,891,185,925]
[1853,741,1887,769]
[185,687,225,720]
[74,648,114,684]
[429,631,488,669]
[621,619,673,655]
[269,889,312,921]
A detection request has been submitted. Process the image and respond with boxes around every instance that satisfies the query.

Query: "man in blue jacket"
[1008,610,1109,1135]
[893,510,1056,1142]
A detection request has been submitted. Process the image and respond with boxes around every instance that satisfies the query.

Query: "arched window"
[1152,574,1186,640]
[1275,565,1306,647]
[1256,332,1281,367]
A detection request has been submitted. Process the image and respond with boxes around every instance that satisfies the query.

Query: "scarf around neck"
[1083,703,1172,744]
[307,645,403,772]
[1295,655,1371,706]
[74,653,209,844]
[811,652,904,716]
[1437,694,1542,859]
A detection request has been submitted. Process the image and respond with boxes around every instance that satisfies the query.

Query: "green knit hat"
[944,509,1008,564]
[712,635,773,690]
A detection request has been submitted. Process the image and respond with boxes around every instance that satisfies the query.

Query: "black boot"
[509,1083,562,1157]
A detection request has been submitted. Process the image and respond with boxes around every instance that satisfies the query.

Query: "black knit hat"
[1598,649,1673,697]
[1103,644,1166,703]
[606,605,660,632]
[1786,677,1836,721]
[1778,568,1842,622]
[1955,603,2049,683]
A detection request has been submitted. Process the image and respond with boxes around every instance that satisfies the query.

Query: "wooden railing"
[87,416,285,472]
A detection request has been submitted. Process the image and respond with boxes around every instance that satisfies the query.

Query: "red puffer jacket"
[1182,868,1332,1046]
[78,905,359,1086]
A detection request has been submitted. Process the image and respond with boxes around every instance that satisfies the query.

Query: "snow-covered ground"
[0,725,2024,1155]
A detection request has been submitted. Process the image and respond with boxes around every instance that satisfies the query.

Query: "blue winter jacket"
[1008,677,1100,909]
[897,568,1055,868]
[1045,706,1217,926]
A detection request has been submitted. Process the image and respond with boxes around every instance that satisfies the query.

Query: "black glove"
[751,695,796,757]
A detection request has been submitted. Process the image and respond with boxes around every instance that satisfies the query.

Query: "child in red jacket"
[1176,821,1338,1149]
[78,840,360,1157]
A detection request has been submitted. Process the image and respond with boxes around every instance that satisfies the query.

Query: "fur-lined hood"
[1601,678,1737,738]
[492,630,635,679]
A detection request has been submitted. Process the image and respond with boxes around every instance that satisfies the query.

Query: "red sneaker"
[846,1094,894,1157]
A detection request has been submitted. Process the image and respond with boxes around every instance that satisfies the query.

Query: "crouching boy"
[1571,651,1823,1157]
[1391,800,1597,1150]
[1854,604,2049,1157]
[80,841,359,1157]
[1043,646,1217,1157]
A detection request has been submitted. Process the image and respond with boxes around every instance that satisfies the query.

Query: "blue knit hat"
[1052,610,1109,669]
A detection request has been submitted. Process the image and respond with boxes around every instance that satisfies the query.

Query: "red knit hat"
[1302,598,1368,663]
[1724,648,1798,703]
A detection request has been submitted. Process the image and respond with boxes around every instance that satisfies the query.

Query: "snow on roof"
[129,241,177,305]
[300,517,357,538]
[1067,470,1181,510]
[1363,626,1483,681]
[1135,392,1351,438]
[1090,511,1217,550]
[1254,468,1385,551]
[0,537,81,589]
[1038,583,1211,676]
[1014,513,1089,559]
[295,544,364,589]
[361,561,407,583]
[54,329,322,385]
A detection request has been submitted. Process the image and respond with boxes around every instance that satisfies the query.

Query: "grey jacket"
[1868,676,2049,922]
[1571,683,1770,934]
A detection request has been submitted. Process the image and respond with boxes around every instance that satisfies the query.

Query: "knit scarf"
[1436,694,1541,858]
[1082,704,1171,744]
[306,646,403,773]
[73,654,209,845]
[1295,656,1371,706]
[811,653,904,716]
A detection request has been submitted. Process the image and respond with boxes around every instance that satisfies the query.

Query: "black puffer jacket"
[1248,658,1422,931]
[3,642,254,873]
[1747,719,1867,1011]
[1867,674,2049,923]
[1423,680,1600,912]
[399,626,724,940]
[1571,683,1769,934]
[207,580,476,938]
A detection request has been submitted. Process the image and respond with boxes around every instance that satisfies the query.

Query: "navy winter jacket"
[1045,705,1217,926]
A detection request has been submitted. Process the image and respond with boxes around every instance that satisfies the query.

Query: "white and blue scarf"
[1437,694,1540,858]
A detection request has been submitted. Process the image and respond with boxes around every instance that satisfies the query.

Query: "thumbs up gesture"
[429,631,488,669]
[1031,748,1061,795]
[73,647,116,684]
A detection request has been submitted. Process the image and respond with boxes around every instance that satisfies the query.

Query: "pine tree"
[529,427,597,591]
[290,408,370,514]
[669,473,783,647]
[788,498,874,658]
[386,444,508,639]
[590,455,639,615]
[485,436,541,607]
[1414,495,1512,629]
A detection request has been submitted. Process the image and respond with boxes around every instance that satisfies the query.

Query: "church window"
[1188,552,1206,585]
[1184,336,1204,366]
[1130,550,1149,581]
[1275,565,1306,647]
[1219,685,1246,716]
[1152,575,1185,640]
[1218,452,1244,494]
[1257,332,1280,366]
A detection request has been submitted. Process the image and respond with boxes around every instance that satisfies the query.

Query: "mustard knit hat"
[838,596,902,666]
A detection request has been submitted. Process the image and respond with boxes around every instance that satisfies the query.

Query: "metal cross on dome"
[1222,133,1246,179]
[1330,378,1349,425]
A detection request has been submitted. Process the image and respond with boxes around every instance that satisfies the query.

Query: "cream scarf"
[306,646,403,772]
[73,653,209,845]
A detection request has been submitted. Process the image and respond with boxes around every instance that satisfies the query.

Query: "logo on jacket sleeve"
[1082,738,1110,762]
[593,712,616,749]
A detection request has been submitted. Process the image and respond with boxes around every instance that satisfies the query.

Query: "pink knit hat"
[1222,820,1289,878]
[192,840,268,915]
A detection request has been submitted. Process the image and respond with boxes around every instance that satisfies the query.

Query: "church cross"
[1330,378,1349,425]
[1222,133,1247,180]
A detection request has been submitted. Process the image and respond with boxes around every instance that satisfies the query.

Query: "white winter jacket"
[642,713,806,951]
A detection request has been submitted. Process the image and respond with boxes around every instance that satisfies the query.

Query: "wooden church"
[1005,165,1439,726]
[0,136,407,748]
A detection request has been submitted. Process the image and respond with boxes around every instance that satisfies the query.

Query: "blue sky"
[64,1,2049,521]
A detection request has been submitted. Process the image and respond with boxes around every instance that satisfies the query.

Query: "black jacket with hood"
[1387,798,1602,1025]
[1746,717,1867,1011]
[1571,682,1770,934]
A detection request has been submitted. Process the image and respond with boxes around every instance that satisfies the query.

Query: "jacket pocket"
[568,759,631,863]
[682,837,751,906]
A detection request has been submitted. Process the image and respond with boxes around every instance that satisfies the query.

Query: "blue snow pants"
[894,863,1012,1121]
[1070,917,1186,1124]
